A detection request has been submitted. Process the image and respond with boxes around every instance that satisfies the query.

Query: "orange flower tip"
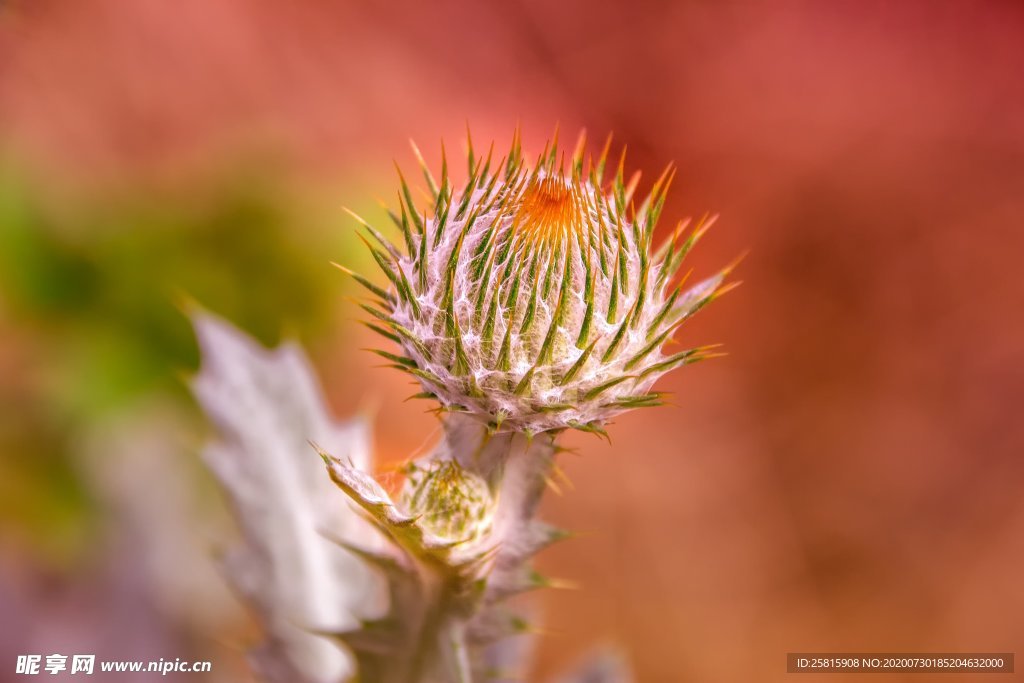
[513,174,587,243]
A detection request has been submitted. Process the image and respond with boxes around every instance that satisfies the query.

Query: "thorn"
[542,471,564,496]
[170,288,203,317]
[723,249,749,275]
[342,206,372,229]
[409,138,439,197]
[714,280,743,298]
[309,441,335,466]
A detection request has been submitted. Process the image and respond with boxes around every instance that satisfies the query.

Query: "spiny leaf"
[568,419,609,441]
[573,293,594,346]
[390,323,433,361]
[480,283,501,350]
[346,208,402,260]
[534,254,572,367]
[365,243,418,318]
[407,366,446,386]
[395,163,425,235]
[571,128,587,179]
[505,124,522,179]
[465,123,476,179]
[547,122,561,170]
[646,285,681,339]
[581,374,633,401]
[396,192,416,255]
[613,145,627,209]
[602,392,666,409]
[518,271,539,336]
[409,138,439,198]
[615,214,629,295]
[362,321,401,344]
[628,254,650,330]
[623,327,675,371]
[660,214,718,288]
[601,308,633,362]
[359,302,392,323]
[623,170,642,209]
[635,347,708,380]
[644,165,675,238]
[592,133,613,187]
[558,341,596,386]
[416,222,429,289]
[359,234,404,291]
[533,402,574,413]
[472,249,497,326]
[513,367,535,396]
[367,348,417,368]
[432,187,453,248]
[332,262,392,302]
[496,323,514,373]
[606,253,620,323]
[446,298,471,376]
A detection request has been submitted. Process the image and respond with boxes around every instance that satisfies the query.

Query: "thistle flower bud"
[352,129,734,434]
[400,460,494,545]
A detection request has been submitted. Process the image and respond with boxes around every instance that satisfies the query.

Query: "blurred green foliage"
[0,161,364,566]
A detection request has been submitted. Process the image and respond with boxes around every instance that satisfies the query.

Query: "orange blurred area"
[1,1,1022,681]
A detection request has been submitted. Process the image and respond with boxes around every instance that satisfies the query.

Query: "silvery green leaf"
[191,312,385,683]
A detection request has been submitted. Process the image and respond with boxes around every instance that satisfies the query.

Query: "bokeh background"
[1,1,1022,681]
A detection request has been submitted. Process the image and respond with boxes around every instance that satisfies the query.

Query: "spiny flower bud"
[350,128,736,434]
[400,460,494,545]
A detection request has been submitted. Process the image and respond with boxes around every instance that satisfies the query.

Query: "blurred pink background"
[1,1,1022,681]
